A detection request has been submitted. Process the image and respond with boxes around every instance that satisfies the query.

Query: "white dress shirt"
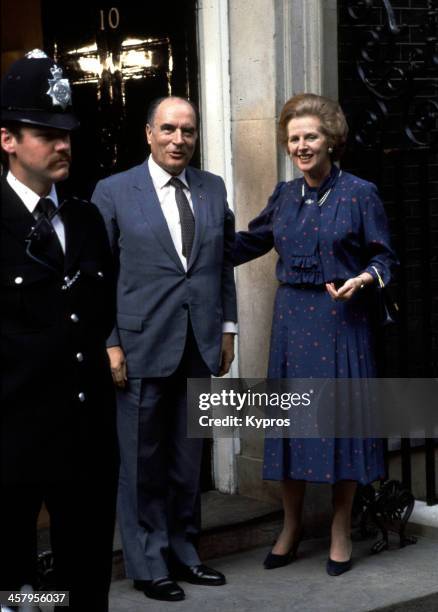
[147,156,237,334]
[148,155,193,270]
[7,171,66,252]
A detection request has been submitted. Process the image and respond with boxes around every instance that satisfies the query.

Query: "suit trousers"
[0,478,117,611]
[116,322,211,580]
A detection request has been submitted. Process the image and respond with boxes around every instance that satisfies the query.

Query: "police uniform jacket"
[1,177,118,485]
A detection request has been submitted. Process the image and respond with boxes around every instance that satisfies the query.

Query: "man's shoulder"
[1,175,14,201]
[96,162,147,190]
[186,165,225,188]
[61,196,103,223]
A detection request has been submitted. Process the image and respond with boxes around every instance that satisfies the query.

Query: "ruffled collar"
[302,165,340,205]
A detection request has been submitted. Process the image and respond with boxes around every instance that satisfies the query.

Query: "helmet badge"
[46,64,72,110]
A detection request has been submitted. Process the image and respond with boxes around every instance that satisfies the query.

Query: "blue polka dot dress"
[234,166,398,484]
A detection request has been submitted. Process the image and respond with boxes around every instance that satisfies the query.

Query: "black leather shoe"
[326,557,352,576]
[134,578,185,601]
[172,563,226,586]
[263,535,301,569]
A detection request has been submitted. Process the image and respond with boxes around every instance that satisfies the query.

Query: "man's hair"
[0,121,24,167]
[278,93,349,161]
[146,96,199,128]
[1,121,24,140]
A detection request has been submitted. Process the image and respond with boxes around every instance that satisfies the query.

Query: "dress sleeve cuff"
[364,265,387,287]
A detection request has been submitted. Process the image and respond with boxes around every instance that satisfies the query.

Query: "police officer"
[0,50,118,611]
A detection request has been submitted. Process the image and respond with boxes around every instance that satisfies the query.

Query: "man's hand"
[107,345,127,388]
[218,333,235,377]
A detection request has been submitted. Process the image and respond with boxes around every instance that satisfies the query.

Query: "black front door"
[41,1,199,198]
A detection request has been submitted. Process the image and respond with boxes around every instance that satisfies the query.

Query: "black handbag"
[372,266,399,326]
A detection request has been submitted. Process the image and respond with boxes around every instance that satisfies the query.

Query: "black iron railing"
[339,0,438,505]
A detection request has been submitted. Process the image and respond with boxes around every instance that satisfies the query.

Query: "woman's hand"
[325,273,373,302]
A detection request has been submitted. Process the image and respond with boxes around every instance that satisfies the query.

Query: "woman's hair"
[278,93,349,160]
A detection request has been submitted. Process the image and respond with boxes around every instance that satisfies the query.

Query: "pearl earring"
[328,147,333,154]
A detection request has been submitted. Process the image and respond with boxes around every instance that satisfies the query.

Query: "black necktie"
[169,177,195,261]
[34,198,64,269]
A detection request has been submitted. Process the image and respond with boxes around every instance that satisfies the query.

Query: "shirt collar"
[6,171,59,215]
[148,155,189,190]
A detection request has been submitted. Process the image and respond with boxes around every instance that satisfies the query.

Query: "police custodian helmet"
[1,49,79,131]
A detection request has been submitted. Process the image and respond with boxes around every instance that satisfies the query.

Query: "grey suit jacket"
[92,161,237,377]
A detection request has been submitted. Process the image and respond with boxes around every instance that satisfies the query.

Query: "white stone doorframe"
[275,0,339,181]
[196,0,338,494]
[197,0,240,494]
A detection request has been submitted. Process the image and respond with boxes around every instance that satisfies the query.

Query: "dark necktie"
[169,177,195,261]
[34,197,64,269]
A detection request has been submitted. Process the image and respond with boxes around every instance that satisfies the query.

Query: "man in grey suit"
[92,96,237,603]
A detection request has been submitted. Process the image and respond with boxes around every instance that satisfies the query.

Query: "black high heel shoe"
[326,539,353,576]
[326,556,352,576]
[263,534,301,570]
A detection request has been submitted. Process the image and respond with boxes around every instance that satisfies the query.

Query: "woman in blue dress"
[233,94,398,575]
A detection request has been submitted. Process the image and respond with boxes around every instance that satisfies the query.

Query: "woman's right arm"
[233,181,285,266]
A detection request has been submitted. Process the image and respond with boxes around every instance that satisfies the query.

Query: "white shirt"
[7,171,66,252]
[147,156,237,334]
[148,155,193,270]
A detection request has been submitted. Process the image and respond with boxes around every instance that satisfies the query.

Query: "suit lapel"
[186,167,207,270]
[133,163,185,271]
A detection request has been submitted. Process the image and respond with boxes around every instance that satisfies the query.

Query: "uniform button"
[78,392,86,402]
[76,352,84,362]
[14,277,23,285]
[64,275,69,282]
[97,271,104,278]
[70,313,79,323]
